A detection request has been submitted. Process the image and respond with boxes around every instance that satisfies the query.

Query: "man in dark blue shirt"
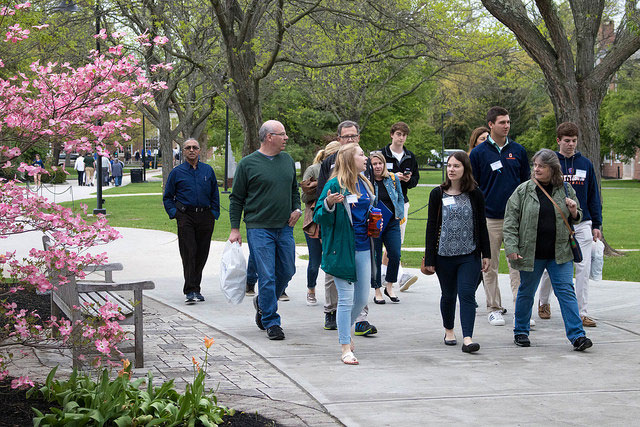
[163,138,220,304]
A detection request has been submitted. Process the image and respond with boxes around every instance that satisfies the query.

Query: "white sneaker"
[530,318,536,327]
[306,292,317,306]
[488,310,505,326]
[399,274,418,292]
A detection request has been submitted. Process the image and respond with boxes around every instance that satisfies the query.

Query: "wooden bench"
[43,236,155,368]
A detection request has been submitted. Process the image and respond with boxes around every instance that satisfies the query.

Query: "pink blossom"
[95,339,110,354]
[11,376,34,389]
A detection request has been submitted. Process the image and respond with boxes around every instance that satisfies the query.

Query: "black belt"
[185,206,210,213]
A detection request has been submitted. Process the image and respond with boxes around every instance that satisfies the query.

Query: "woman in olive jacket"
[503,148,592,351]
[423,151,490,353]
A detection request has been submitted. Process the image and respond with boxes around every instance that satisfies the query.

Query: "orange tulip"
[204,336,215,349]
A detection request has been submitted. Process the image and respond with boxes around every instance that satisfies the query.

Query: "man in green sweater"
[229,120,302,340]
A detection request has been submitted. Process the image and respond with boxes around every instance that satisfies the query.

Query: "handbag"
[421,256,434,275]
[302,202,320,239]
[533,179,583,263]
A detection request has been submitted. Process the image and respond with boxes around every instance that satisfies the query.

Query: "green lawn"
[61,176,640,282]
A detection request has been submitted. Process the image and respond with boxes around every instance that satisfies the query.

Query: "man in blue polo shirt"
[163,138,220,304]
[470,106,530,326]
[537,122,602,327]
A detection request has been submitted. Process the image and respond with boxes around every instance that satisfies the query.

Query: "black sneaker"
[246,282,256,296]
[573,336,593,351]
[266,325,285,340]
[194,292,205,302]
[253,296,265,330]
[279,291,290,302]
[185,292,196,304]
[514,334,531,347]
[354,321,378,336]
[324,311,337,330]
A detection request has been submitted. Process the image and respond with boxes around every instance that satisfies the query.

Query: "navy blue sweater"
[469,138,530,219]
[557,152,602,228]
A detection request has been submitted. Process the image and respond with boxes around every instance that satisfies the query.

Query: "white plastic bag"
[220,241,247,304]
[590,240,605,281]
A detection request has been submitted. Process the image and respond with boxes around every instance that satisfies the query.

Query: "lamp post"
[142,115,147,182]
[54,0,105,214]
[222,104,230,193]
[441,110,453,182]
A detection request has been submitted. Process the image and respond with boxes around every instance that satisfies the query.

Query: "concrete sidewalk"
[7,225,640,426]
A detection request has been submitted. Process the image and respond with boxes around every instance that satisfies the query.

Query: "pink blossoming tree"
[0,2,166,386]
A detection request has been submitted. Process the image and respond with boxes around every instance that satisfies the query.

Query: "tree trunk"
[231,79,262,157]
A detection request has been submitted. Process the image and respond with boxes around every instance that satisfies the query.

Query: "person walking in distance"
[316,120,378,337]
[229,120,301,341]
[469,106,530,326]
[537,122,603,327]
[163,139,220,304]
[379,122,420,292]
[74,153,85,186]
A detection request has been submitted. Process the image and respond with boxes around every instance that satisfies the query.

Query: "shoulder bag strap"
[533,178,573,235]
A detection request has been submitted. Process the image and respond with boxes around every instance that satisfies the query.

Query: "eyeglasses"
[339,134,359,140]
[269,132,287,137]
[184,146,200,151]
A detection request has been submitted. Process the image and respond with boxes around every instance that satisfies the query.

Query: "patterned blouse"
[438,192,476,256]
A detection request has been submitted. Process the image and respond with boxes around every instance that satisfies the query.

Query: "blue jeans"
[247,226,296,329]
[247,251,258,286]
[304,233,322,289]
[334,250,371,345]
[435,254,480,338]
[114,176,122,186]
[514,258,585,343]
[372,217,401,288]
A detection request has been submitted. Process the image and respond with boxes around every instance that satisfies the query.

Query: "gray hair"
[532,148,564,187]
[182,138,199,147]
[337,120,359,136]
[258,122,277,142]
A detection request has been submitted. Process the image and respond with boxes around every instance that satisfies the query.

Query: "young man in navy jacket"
[537,122,602,327]
[470,106,530,326]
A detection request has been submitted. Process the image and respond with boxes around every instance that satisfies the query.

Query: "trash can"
[130,168,143,183]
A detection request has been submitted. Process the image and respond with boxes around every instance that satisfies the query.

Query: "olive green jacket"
[503,180,582,272]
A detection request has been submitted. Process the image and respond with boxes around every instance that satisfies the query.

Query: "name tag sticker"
[575,169,587,178]
[346,194,358,204]
[386,163,394,170]
[490,160,503,171]
[330,164,335,169]
[442,197,456,206]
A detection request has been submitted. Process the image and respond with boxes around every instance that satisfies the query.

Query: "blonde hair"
[331,143,373,196]
[313,140,340,164]
[369,151,389,179]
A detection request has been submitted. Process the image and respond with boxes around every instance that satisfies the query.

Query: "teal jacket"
[314,176,376,282]
[503,180,582,272]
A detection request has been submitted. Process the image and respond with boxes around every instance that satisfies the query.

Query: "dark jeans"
[77,171,84,186]
[435,253,481,338]
[247,251,258,286]
[247,226,296,329]
[372,217,401,288]
[304,233,322,289]
[176,210,215,294]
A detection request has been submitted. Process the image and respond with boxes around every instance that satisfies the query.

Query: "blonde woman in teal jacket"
[503,148,592,351]
[314,143,375,365]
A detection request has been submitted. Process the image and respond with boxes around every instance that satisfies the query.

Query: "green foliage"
[600,64,640,159]
[515,113,557,156]
[28,360,231,426]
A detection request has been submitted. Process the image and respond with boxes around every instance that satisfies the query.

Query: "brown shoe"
[581,316,597,327]
[538,302,551,319]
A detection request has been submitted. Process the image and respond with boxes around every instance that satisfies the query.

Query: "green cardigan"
[313,176,375,282]
[503,180,582,272]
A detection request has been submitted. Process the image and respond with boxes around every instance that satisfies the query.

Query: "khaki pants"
[483,218,520,312]
[324,272,368,322]
[85,167,95,184]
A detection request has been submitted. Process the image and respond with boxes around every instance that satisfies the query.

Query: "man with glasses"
[316,120,378,337]
[163,138,220,304]
[229,120,301,341]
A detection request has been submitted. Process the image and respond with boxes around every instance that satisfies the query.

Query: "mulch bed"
[1,284,279,426]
